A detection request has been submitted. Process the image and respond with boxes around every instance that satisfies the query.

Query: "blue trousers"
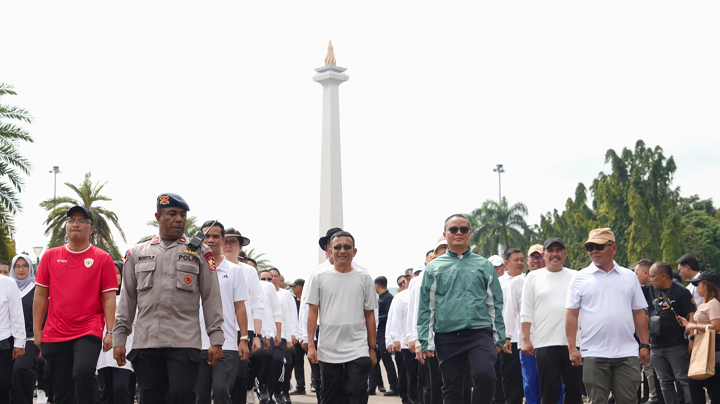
[520,351,564,404]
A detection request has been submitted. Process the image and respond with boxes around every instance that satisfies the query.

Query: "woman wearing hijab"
[96,260,135,404]
[9,254,39,404]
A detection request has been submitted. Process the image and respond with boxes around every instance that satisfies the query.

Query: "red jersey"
[35,244,118,342]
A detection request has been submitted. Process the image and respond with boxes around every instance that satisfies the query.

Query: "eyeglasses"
[447,226,470,234]
[332,244,354,251]
[223,239,239,246]
[530,255,544,262]
[14,264,29,270]
[585,242,615,252]
[66,218,91,225]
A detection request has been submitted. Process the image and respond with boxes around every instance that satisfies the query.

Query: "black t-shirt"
[643,282,697,348]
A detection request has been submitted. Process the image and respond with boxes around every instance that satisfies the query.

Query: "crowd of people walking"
[1,193,719,404]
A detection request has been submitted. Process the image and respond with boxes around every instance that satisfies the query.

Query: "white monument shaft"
[314,41,349,262]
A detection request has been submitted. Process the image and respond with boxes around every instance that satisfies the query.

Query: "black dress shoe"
[384,390,399,396]
[367,388,376,395]
[289,389,305,395]
[310,385,316,393]
[379,386,386,393]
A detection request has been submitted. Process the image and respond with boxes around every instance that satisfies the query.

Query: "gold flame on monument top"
[325,40,336,66]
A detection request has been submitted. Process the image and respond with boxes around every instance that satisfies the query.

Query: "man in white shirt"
[520,238,582,404]
[307,231,378,404]
[223,227,266,404]
[0,271,26,403]
[196,221,250,404]
[677,253,703,306]
[500,248,525,404]
[566,228,650,404]
[269,268,299,404]
[387,275,415,404]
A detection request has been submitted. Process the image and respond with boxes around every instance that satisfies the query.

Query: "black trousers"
[42,335,102,404]
[494,353,506,404]
[196,350,239,404]
[368,334,398,392]
[231,330,252,404]
[401,349,421,404]
[0,336,14,404]
[271,338,287,395]
[282,345,294,393]
[293,342,306,390]
[395,351,408,401]
[128,347,200,404]
[535,346,584,404]
[248,339,273,392]
[500,342,524,404]
[420,355,443,404]
[319,357,373,404]
[11,340,39,404]
[435,328,497,404]
[97,368,136,404]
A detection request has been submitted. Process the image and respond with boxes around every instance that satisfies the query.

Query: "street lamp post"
[33,246,43,274]
[493,164,505,203]
[49,166,61,199]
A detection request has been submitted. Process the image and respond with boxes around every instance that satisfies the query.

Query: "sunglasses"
[333,244,354,251]
[398,280,406,287]
[260,277,272,282]
[447,226,470,234]
[585,242,615,252]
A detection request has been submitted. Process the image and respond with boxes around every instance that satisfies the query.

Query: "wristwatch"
[639,343,651,351]
[240,335,249,341]
[254,334,263,339]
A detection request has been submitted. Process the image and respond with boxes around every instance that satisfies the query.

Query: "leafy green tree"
[0,83,34,260]
[468,197,529,257]
[40,172,126,259]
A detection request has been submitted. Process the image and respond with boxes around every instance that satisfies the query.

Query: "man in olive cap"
[566,228,649,404]
[113,193,225,404]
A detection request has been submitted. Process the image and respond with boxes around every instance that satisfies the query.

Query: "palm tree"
[141,216,202,243]
[0,83,34,259]
[468,197,530,257]
[39,172,126,259]
[243,248,272,270]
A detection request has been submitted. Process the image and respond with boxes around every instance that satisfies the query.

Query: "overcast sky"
[1,1,718,282]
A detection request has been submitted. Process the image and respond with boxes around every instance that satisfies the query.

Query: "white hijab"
[10,253,35,292]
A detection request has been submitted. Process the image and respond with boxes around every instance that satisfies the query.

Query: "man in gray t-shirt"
[307,231,378,404]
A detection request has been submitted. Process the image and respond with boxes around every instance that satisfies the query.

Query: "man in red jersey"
[32,205,118,404]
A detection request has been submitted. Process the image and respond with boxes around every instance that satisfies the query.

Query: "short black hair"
[257,270,271,277]
[330,230,355,246]
[245,257,257,266]
[201,220,225,238]
[444,214,470,230]
[0,261,8,266]
[269,267,281,276]
[504,248,523,261]
[635,259,654,270]
[374,276,388,288]
[677,253,700,272]
[653,261,674,279]
[426,249,434,258]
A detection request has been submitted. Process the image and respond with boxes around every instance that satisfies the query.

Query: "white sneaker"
[37,390,48,404]
[246,390,255,404]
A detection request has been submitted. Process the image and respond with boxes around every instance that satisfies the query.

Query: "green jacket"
[418,249,505,351]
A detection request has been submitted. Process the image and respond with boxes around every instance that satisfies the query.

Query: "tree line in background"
[470,140,720,272]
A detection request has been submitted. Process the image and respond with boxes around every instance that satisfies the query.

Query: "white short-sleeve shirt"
[200,259,249,351]
[566,261,647,359]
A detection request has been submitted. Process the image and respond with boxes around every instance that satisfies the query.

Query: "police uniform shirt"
[199,258,249,351]
[113,235,224,349]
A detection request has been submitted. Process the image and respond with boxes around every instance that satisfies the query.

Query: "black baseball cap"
[543,237,565,250]
[290,279,305,287]
[67,206,94,223]
[319,227,343,251]
[691,271,720,286]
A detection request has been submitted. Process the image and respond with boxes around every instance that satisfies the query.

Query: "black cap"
[397,275,406,283]
[67,206,94,223]
[225,227,251,246]
[239,251,247,258]
[543,237,565,250]
[156,193,190,211]
[319,227,343,251]
[691,271,720,286]
[291,279,305,287]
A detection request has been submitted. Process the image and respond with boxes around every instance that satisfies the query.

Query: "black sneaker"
[289,389,305,396]
[379,386,386,393]
[367,388,376,395]
[310,385,316,393]
[384,389,399,396]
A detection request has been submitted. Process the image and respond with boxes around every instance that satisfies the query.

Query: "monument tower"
[314,40,349,262]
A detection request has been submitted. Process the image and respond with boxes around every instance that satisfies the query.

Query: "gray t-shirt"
[306,265,378,363]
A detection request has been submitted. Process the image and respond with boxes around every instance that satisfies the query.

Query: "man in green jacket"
[418,214,506,404]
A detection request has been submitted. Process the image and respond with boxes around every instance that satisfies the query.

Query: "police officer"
[112,194,224,404]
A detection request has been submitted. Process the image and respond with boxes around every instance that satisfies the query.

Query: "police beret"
[156,193,190,211]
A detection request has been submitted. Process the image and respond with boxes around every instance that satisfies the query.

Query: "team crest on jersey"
[84,258,94,268]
